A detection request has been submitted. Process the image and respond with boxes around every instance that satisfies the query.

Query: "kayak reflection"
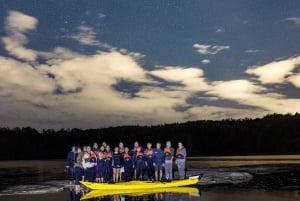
[79,187,200,201]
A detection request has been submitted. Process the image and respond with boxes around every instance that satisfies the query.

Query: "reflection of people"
[164,141,174,181]
[153,142,165,181]
[69,188,83,201]
[144,142,155,181]
[175,142,187,179]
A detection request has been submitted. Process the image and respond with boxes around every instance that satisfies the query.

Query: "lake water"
[0,155,299,201]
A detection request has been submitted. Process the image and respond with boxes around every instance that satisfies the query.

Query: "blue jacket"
[112,152,123,166]
[67,151,77,168]
[153,148,165,165]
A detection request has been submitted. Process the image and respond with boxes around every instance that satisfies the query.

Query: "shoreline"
[0,155,300,168]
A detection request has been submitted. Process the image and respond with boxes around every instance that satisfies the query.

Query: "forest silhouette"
[0,113,299,160]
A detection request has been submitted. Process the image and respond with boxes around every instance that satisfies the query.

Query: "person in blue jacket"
[144,142,155,181]
[96,145,106,182]
[112,147,123,183]
[104,145,113,182]
[123,147,133,181]
[134,146,144,180]
[153,142,165,181]
[67,146,77,183]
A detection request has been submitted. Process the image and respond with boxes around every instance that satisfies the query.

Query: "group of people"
[66,141,187,188]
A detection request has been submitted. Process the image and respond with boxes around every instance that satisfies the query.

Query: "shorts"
[154,163,163,171]
[112,165,121,169]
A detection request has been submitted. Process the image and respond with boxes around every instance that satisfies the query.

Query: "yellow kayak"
[80,187,200,200]
[80,174,201,190]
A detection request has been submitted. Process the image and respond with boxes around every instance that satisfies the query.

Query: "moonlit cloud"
[1,10,300,129]
[193,43,230,55]
[1,11,38,61]
[245,49,260,54]
[201,59,211,64]
[65,25,112,48]
[287,73,300,88]
[246,56,300,84]
[285,17,300,25]
[150,66,209,91]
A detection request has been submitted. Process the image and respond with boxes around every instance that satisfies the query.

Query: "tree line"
[0,113,300,160]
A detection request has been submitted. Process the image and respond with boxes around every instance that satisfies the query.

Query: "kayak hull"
[80,175,201,190]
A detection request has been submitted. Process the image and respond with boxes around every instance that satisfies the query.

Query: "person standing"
[153,142,165,181]
[175,142,187,179]
[164,141,174,181]
[144,142,155,181]
[123,147,133,181]
[118,142,125,181]
[74,147,84,190]
[104,145,113,182]
[96,145,106,182]
[131,141,140,179]
[67,146,77,183]
[134,146,144,180]
[112,147,123,183]
[82,146,97,182]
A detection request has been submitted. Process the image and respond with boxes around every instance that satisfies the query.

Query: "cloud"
[150,66,210,91]
[246,56,300,84]
[215,28,224,33]
[245,49,260,54]
[2,10,300,129]
[193,43,230,55]
[285,17,300,25]
[201,59,211,64]
[65,24,112,48]
[206,79,300,114]
[1,11,38,61]
[287,73,300,88]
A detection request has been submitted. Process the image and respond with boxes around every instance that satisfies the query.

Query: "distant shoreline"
[1,154,300,168]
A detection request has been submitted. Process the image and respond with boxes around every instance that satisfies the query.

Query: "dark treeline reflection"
[1,113,300,160]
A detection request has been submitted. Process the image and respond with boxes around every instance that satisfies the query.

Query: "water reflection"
[71,187,200,201]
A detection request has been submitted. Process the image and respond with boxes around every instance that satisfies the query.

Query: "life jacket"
[176,148,184,159]
[99,151,106,160]
[145,149,153,156]
[89,152,96,159]
[93,148,99,155]
[136,151,143,159]
[106,151,112,159]
[164,147,171,154]
[85,152,96,163]
[119,147,125,153]
[123,153,131,159]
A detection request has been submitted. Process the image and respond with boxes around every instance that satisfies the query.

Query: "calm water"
[0,155,299,201]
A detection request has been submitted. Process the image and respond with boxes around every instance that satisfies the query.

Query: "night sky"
[0,0,300,129]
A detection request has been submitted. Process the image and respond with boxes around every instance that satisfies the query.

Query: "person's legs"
[165,161,172,180]
[116,168,120,182]
[177,160,185,179]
